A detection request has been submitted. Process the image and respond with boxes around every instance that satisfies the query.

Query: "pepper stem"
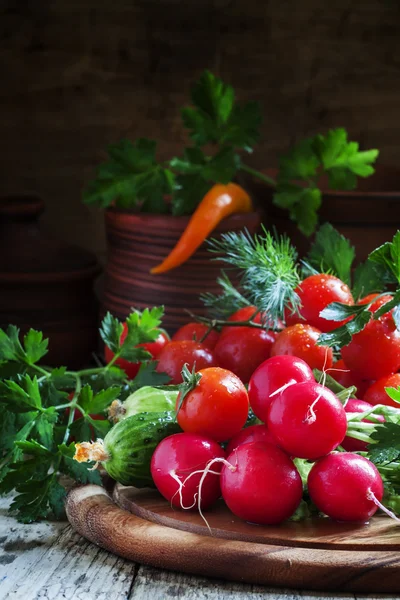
[73,440,110,464]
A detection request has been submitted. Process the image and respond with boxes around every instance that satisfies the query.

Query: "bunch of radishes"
[150,355,391,527]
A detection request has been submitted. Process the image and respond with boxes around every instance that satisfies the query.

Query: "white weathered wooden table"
[0,495,398,600]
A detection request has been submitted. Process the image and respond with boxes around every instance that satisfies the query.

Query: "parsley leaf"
[369,422,400,464]
[182,71,261,151]
[82,138,174,212]
[352,260,389,301]
[318,304,372,348]
[0,375,43,412]
[99,312,124,355]
[306,223,355,285]
[274,128,379,236]
[79,385,121,415]
[384,386,400,405]
[369,231,400,285]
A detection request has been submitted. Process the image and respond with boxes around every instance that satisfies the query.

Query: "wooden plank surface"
[1,491,400,599]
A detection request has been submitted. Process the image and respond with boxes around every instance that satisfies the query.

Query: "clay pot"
[240,165,400,263]
[0,195,101,367]
[102,209,261,335]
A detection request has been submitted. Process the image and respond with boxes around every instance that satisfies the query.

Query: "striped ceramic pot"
[102,209,261,335]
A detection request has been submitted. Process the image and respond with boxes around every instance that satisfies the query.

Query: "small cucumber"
[74,410,181,487]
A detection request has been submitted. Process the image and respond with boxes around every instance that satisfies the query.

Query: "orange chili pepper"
[150,183,252,274]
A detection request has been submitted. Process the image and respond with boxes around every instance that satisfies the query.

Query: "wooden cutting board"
[65,484,400,594]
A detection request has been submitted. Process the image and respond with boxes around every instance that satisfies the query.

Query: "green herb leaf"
[85,387,121,415]
[369,231,400,285]
[384,386,400,405]
[23,329,49,365]
[306,223,355,285]
[130,361,171,391]
[119,307,164,362]
[319,302,365,322]
[9,474,66,523]
[0,375,43,412]
[69,417,93,442]
[99,312,124,355]
[0,325,26,363]
[369,422,400,464]
[352,260,389,301]
[200,271,250,319]
[15,440,53,456]
[82,138,173,211]
[318,306,372,348]
[86,417,111,438]
[182,70,261,151]
[34,408,58,448]
[171,174,210,216]
[208,227,300,326]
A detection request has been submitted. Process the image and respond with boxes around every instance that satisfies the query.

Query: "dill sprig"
[200,272,251,319]
[206,227,301,326]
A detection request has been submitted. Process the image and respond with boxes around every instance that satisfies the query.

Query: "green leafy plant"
[0,307,169,523]
[83,71,378,236]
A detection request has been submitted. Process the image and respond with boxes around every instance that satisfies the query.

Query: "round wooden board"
[66,484,400,594]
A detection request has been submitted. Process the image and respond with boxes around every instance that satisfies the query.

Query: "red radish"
[342,398,385,452]
[220,442,303,525]
[307,453,384,522]
[271,324,333,371]
[248,355,314,423]
[225,424,279,455]
[150,432,225,510]
[267,381,347,459]
[364,373,400,409]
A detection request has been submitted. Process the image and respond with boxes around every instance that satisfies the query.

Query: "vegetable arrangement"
[83,70,379,238]
[2,225,400,529]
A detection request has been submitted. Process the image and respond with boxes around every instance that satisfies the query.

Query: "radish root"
[305,348,331,424]
[367,489,400,524]
[169,457,237,533]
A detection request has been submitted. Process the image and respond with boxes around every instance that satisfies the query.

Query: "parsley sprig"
[83,71,378,236]
[0,307,169,523]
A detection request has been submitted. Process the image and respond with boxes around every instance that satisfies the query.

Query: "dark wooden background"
[1,0,400,264]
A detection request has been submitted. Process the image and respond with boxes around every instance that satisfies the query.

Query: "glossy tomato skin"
[248,355,314,423]
[214,326,276,383]
[270,324,333,371]
[105,324,169,380]
[221,442,303,525]
[329,359,371,399]
[364,373,400,409]
[225,424,279,455]
[358,293,393,312]
[172,322,219,350]
[341,399,385,452]
[155,340,218,384]
[150,433,225,510]
[176,367,249,442]
[307,453,384,522]
[341,313,400,381]
[267,381,347,460]
[285,274,354,332]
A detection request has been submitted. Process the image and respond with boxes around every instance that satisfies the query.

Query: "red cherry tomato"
[329,359,371,399]
[248,355,314,423]
[341,398,385,452]
[155,340,218,384]
[105,323,169,379]
[271,324,333,371]
[172,322,219,349]
[364,373,400,409]
[176,367,249,442]
[285,274,354,333]
[214,326,276,383]
[341,312,400,381]
[358,293,393,312]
